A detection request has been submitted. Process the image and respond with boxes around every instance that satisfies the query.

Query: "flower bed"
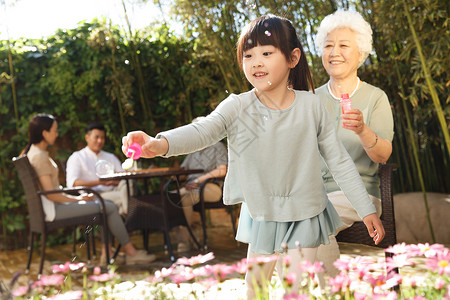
[7,243,450,299]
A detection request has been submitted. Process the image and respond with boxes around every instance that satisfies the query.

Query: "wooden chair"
[336,163,397,254]
[12,156,110,275]
[193,177,238,251]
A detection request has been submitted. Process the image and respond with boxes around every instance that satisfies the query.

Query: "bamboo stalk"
[108,22,127,136]
[391,44,436,243]
[7,42,18,129]
[401,0,450,160]
[121,0,153,132]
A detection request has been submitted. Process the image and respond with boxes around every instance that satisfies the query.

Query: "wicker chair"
[336,163,397,254]
[12,155,110,275]
[193,177,238,251]
[114,177,198,262]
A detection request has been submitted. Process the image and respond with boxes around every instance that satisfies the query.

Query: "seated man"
[176,117,228,252]
[66,122,129,215]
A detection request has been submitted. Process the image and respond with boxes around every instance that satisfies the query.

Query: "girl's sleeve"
[157,95,239,157]
[316,101,377,219]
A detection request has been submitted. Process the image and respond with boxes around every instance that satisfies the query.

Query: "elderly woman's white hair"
[316,10,373,67]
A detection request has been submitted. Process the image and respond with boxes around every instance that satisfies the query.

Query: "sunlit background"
[0,0,167,40]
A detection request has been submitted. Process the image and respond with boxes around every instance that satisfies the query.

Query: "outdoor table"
[99,167,203,261]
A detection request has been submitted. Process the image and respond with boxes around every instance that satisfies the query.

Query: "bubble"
[265,30,271,37]
[245,0,256,9]
[247,38,253,45]
[95,160,114,176]
[268,81,272,85]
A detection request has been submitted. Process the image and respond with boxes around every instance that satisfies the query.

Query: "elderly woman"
[315,10,394,276]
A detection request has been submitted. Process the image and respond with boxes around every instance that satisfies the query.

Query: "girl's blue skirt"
[236,201,344,254]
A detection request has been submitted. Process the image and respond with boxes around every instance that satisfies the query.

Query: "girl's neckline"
[252,88,297,111]
[327,77,361,100]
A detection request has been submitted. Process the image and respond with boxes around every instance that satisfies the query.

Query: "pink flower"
[365,273,386,289]
[89,272,116,282]
[198,277,219,289]
[283,255,291,268]
[425,248,450,275]
[170,272,195,284]
[385,254,414,272]
[51,262,70,274]
[203,263,235,281]
[11,285,28,297]
[192,265,209,277]
[354,291,368,300]
[328,272,350,293]
[417,243,447,258]
[48,290,84,299]
[434,278,446,290]
[51,262,86,274]
[284,272,297,286]
[150,266,174,282]
[333,256,373,273]
[249,254,279,265]
[352,265,370,281]
[385,243,409,255]
[176,252,215,266]
[93,266,101,275]
[300,260,324,274]
[283,293,309,299]
[371,291,398,299]
[32,274,65,287]
[298,260,324,280]
[232,258,248,275]
[382,273,402,290]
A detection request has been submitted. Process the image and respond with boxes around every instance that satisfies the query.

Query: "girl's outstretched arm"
[122,131,169,158]
[362,213,385,245]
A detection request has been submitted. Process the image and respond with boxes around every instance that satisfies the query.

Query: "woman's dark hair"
[236,15,314,92]
[21,113,56,155]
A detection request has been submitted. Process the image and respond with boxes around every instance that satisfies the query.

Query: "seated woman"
[20,113,156,265]
[314,10,394,277]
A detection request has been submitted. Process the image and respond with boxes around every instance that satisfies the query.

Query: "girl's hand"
[342,108,364,134]
[122,131,169,158]
[362,213,385,245]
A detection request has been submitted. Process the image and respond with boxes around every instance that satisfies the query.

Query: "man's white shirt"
[66,146,123,191]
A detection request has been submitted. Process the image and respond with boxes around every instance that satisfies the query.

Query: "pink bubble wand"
[122,143,142,170]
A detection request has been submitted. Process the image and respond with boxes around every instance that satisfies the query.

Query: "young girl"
[21,113,156,266]
[122,15,385,298]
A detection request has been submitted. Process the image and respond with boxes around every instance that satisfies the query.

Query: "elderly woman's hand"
[342,108,365,134]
